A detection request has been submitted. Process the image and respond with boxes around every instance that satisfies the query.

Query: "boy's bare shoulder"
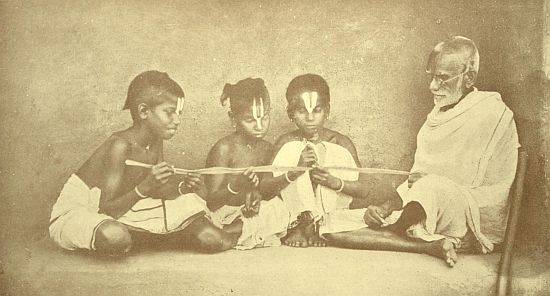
[329,130,355,147]
[207,135,236,164]
[323,128,357,152]
[274,131,302,148]
[108,132,133,153]
[210,135,236,153]
[76,132,132,184]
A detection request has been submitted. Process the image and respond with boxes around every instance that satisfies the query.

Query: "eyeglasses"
[426,69,469,87]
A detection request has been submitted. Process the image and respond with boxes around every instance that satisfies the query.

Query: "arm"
[310,134,373,200]
[258,135,315,199]
[204,142,258,212]
[98,139,176,218]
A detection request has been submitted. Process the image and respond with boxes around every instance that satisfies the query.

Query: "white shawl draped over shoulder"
[395,89,519,253]
[272,140,359,222]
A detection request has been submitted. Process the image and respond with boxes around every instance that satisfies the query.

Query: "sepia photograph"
[0,0,549,295]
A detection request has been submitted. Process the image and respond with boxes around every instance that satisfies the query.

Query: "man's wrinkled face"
[427,53,468,108]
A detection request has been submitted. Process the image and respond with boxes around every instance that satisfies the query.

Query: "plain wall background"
[1,0,548,252]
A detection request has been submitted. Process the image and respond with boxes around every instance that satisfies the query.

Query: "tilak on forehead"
[300,91,319,114]
[175,96,185,116]
[251,97,265,129]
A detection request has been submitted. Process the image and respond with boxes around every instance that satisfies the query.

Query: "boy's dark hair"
[219,78,270,115]
[285,73,330,104]
[285,74,330,117]
[123,70,185,121]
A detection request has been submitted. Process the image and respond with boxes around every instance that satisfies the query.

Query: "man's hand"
[363,205,390,228]
[242,190,261,218]
[408,171,427,188]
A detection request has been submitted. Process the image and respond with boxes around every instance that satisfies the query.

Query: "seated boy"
[259,74,396,247]
[204,78,289,249]
[49,70,237,256]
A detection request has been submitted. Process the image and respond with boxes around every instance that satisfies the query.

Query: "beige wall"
[0,0,547,249]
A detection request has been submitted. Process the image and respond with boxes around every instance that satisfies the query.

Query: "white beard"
[433,93,462,109]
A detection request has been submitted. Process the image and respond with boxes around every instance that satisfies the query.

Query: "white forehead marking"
[176,97,184,115]
[252,97,264,129]
[301,91,318,114]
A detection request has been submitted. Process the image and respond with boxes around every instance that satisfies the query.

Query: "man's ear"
[464,71,477,88]
[138,103,150,120]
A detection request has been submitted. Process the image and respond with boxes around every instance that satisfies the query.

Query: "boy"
[259,74,398,247]
[204,78,289,249]
[49,70,237,256]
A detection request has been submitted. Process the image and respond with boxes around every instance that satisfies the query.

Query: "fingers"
[363,208,382,228]
[242,168,260,187]
[310,167,332,186]
[182,174,203,190]
[300,146,318,166]
[408,171,427,188]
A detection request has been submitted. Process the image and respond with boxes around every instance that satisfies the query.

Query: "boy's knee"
[195,228,226,253]
[94,221,132,255]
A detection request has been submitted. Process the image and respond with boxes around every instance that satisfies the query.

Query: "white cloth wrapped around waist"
[208,197,290,250]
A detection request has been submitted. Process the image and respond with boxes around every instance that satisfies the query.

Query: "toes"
[448,256,457,267]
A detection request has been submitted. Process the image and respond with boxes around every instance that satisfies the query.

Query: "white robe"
[390,89,519,253]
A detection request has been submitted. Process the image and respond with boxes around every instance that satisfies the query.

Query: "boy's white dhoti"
[209,197,290,250]
[272,140,367,236]
[49,174,206,250]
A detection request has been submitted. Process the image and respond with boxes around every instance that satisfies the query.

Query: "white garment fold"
[391,89,519,253]
[272,140,367,235]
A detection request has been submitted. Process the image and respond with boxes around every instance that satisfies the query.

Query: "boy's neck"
[130,125,157,149]
[233,132,262,148]
[301,128,323,144]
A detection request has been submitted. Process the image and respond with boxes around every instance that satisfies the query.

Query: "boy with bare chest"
[49,71,237,255]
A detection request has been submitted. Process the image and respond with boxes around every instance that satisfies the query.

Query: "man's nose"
[306,112,314,121]
[429,77,441,92]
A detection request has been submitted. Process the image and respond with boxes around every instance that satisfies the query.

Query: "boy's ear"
[227,111,237,127]
[137,103,150,120]
[286,107,294,120]
[324,105,331,118]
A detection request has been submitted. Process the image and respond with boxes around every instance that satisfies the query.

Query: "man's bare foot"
[282,227,309,248]
[426,238,458,267]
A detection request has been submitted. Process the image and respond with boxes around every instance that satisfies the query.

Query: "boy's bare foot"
[426,238,458,267]
[282,226,309,247]
[304,222,326,247]
[307,235,327,247]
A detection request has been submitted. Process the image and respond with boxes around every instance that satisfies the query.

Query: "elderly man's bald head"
[427,36,480,74]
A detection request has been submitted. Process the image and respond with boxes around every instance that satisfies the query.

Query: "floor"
[2,236,548,296]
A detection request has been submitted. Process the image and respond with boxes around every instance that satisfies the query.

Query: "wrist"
[178,181,186,195]
[286,171,301,182]
[285,172,295,183]
[134,185,149,199]
[334,177,344,192]
[227,183,240,195]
